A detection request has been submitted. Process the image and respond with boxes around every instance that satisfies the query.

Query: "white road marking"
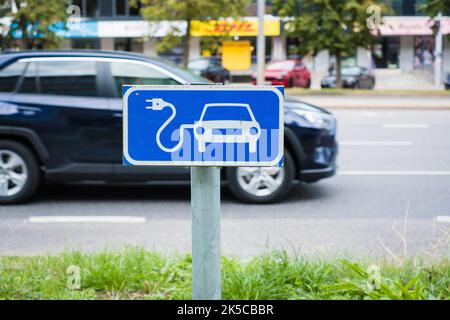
[27,216,146,224]
[382,124,430,129]
[339,171,450,176]
[436,216,450,224]
[340,141,413,146]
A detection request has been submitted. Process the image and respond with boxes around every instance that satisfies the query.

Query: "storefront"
[57,17,282,70]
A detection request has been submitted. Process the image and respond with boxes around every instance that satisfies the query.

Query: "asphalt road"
[1,109,449,258]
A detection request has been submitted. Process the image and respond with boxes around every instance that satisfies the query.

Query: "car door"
[7,58,117,174]
[359,67,371,88]
[105,59,191,181]
[294,61,307,87]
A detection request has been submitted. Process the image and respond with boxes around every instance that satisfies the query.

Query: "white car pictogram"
[193,103,261,153]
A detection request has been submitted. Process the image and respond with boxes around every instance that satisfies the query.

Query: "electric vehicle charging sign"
[123,85,284,167]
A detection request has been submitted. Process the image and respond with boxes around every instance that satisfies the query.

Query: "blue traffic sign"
[123,85,284,167]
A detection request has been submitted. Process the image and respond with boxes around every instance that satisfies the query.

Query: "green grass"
[285,88,450,96]
[0,248,448,300]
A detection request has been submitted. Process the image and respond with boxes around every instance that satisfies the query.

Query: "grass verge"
[0,248,448,300]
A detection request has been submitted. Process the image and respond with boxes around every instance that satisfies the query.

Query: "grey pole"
[256,0,266,85]
[434,12,443,89]
[191,167,221,300]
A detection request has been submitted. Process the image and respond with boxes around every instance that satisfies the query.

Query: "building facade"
[3,0,448,79]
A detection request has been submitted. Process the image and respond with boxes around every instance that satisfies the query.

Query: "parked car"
[0,50,337,204]
[252,59,311,88]
[187,57,231,84]
[445,72,450,90]
[321,66,376,89]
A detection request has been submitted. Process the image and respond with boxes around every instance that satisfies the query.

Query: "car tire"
[0,140,40,204]
[306,79,311,89]
[287,77,294,88]
[227,151,295,204]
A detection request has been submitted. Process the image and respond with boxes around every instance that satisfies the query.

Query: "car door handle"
[113,113,123,118]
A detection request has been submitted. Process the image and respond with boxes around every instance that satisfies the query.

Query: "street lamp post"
[434,12,443,89]
[257,0,266,86]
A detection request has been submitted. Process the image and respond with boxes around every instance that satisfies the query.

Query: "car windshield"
[152,58,210,84]
[202,105,252,121]
[266,61,295,70]
[188,59,209,70]
[332,67,361,76]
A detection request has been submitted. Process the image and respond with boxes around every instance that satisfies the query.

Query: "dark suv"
[0,50,337,204]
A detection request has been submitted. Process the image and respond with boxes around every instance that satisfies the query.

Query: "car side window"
[110,61,179,97]
[36,60,98,96]
[18,62,38,94]
[0,62,26,93]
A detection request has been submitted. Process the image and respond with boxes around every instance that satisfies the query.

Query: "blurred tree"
[273,0,384,88]
[422,0,450,17]
[134,0,250,67]
[422,0,450,36]
[1,0,69,50]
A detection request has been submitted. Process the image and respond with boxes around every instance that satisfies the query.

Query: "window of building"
[86,0,99,17]
[99,0,113,17]
[414,36,435,68]
[383,0,426,16]
[115,0,127,16]
[129,0,141,16]
[114,38,131,51]
[72,0,84,16]
[71,0,99,17]
[372,37,400,68]
[0,62,26,92]
[36,61,97,97]
[110,61,179,96]
[72,38,100,49]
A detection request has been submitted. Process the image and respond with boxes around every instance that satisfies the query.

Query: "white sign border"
[123,85,284,167]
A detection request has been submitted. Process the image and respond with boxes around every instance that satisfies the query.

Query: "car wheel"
[0,140,40,204]
[287,78,294,88]
[306,79,311,89]
[227,151,295,203]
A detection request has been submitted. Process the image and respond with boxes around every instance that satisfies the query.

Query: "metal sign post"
[123,85,283,301]
[191,167,221,300]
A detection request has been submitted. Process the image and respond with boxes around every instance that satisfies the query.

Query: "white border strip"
[27,216,146,224]
[123,85,284,167]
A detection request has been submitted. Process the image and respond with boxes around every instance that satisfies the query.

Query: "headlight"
[292,109,336,133]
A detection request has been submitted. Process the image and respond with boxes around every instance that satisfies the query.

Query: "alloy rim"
[0,150,28,197]
[237,167,285,197]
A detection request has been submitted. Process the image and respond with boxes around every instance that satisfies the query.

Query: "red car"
[252,59,311,88]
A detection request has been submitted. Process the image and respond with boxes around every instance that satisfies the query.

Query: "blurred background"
[1,0,449,90]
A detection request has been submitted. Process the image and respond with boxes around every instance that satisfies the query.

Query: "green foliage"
[137,0,250,65]
[0,248,448,300]
[422,0,450,17]
[2,0,69,50]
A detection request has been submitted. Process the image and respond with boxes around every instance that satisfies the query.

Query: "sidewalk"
[289,94,450,109]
